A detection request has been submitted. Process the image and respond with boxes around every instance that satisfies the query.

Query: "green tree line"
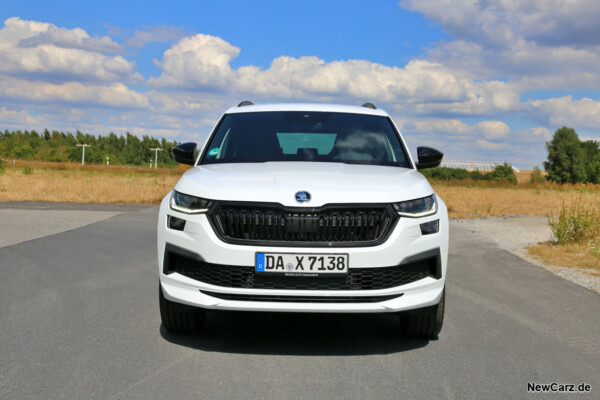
[0,129,180,166]
[420,163,517,183]
[544,126,600,184]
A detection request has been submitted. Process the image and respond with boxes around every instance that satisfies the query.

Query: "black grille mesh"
[166,251,435,291]
[209,203,396,246]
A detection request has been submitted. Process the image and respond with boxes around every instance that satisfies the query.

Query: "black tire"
[399,289,445,339]
[159,285,206,334]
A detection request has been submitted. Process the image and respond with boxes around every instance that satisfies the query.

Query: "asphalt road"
[0,202,598,399]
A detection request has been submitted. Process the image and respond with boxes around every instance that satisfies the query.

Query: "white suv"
[157,102,448,338]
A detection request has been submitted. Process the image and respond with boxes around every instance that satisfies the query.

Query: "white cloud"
[476,121,510,140]
[149,34,522,118]
[149,33,240,89]
[396,116,550,159]
[396,117,544,142]
[237,57,477,104]
[0,107,39,125]
[406,80,522,117]
[400,0,600,48]
[512,127,552,143]
[146,90,223,115]
[0,77,149,109]
[476,139,508,151]
[529,96,600,130]
[581,137,600,142]
[77,123,190,139]
[396,116,550,164]
[401,1,600,91]
[127,25,186,48]
[0,17,135,82]
[427,38,600,90]
[18,25,123,53]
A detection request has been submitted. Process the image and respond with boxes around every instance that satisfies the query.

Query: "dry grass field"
[0,161,184,204]
[528,243,599,274]
[2,163,598,216]
[1,162,599,272]
[514,169,546,184]
[433,182,600,219]
[431,174,600,273]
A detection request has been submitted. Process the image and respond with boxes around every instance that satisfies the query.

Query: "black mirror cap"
[416,146,443,170]
[172,142,198,165]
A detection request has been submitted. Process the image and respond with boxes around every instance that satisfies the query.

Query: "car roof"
[224,103,390,117]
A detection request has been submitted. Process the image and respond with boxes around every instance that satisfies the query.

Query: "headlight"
[393,194,437,217]
[170,190,213,214]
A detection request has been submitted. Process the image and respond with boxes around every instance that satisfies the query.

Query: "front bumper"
[157,193,449,313]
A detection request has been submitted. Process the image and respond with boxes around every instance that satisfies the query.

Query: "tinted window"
[276,132,337,155]
[201,111,411,167]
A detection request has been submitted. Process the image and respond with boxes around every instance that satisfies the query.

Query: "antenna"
[76,143,91,165]
[238,100,254,107]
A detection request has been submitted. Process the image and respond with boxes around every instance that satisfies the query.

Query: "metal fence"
[440,160,520,173]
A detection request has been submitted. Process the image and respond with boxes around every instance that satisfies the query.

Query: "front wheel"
[159,285,206,334]
[399,288,445,339]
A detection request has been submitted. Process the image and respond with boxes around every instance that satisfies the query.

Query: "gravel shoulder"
[451,216,600,293]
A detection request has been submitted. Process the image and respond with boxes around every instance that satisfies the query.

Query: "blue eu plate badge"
[256,253,266,272]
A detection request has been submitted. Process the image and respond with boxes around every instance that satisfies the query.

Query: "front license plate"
[255,252,349,276]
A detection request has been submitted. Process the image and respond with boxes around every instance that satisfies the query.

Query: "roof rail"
[238,100,254,107]
[361,102,377,109]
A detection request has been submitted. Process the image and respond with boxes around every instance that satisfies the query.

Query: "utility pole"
[76,144,91,165]
[150,148,162,169]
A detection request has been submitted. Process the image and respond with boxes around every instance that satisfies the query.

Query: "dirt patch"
[451,216,600,293]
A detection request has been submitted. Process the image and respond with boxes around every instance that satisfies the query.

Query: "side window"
[215,128,231,159]
[204,118,232,160]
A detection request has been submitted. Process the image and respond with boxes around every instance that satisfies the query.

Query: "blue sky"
[1,1,445,68]
[1,0,600,168]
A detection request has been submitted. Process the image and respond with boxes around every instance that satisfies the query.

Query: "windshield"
[201,111,411,168]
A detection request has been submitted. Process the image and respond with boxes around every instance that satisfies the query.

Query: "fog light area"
[168,215,186,231]
[420,220,439,235]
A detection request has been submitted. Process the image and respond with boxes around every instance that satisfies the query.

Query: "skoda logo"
[295,191,311,203]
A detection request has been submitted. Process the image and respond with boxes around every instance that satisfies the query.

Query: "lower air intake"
[164,245,440,291]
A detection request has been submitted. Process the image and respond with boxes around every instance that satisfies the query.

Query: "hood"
[174,162,434,207]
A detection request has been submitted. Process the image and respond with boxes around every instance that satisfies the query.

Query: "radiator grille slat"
[209,203,396,246]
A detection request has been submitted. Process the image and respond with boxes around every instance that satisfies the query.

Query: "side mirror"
[416,146,443,170]
[172,142,198,165]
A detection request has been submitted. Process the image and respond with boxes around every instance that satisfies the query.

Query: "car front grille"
[164,245,439,291]
[207,202,398,247]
